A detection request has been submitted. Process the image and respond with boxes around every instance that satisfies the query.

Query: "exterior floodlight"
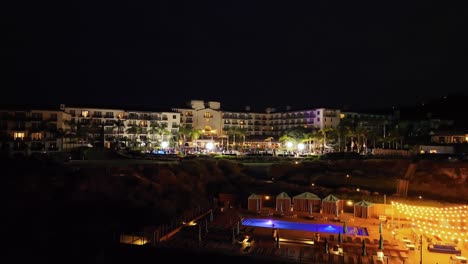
[297,143,305,151]
[206,142,214,150]
[286,141,293,148]
[161,141,169,148]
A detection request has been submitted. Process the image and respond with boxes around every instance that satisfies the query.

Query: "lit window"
[118,112,124,119]
[31,132,42,140]
[14,132,25,139]
[81,111,89,117]
[204,112,213,118]
[340,114,345,119]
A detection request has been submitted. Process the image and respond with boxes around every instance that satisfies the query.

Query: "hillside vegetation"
[3,155,467,262]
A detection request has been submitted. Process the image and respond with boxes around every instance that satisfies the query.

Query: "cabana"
[247,193,263,212]
[354,200,375,219]
[276,192,291,213]
[292,192,321,213]
[322,194,341,215]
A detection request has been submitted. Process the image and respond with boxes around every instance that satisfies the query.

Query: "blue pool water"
[242,218,369,236]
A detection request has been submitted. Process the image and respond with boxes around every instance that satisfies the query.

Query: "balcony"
[30,116,43,121]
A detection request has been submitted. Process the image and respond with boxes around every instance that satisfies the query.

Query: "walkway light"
[297,143,305,151]
[206,142,214,150]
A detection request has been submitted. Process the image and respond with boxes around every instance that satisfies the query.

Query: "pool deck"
[158,207,466,263]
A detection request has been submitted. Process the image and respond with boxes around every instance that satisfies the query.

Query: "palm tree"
[301,132,314,154]
[178,125,193,154]
[148,123,159,146]
[113,118,125,146]
[39,119,60,150]
[226,127,238,148]
[320,127,335,154]
[148,122,171,148]
[237,127,248,146]
[278,132,297,154]
[76,121,92,145]
[336,119,352,152]
[308,129,323,153]
[54,128,71,151]
[125,125,141,147]
[156,123,171,147]
[190,128,204,152]
[355,126,369,153]
[264,136,274,153]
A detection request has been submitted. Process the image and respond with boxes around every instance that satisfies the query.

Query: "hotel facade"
[1,100,397,154]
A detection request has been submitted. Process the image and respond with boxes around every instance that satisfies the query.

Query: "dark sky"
[2,1,467,111]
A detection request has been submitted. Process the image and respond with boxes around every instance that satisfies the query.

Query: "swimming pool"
[242,218,369,236]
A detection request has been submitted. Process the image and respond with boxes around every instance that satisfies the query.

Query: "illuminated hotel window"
[429,150,437,154]
[81,111,89,117]
[31,132,42,140]
[14,132,25,139]
[118,112,124,119]
[340,113,345,119]
[204,112,213,118]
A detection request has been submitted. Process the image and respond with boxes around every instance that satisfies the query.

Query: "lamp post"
[161,141,169,154]
[206,141,214,152]
[419,234,423,264]
[286,141,294,155]
[297,143,305,155]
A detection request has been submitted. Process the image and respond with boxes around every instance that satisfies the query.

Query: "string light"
[392,201,467,242]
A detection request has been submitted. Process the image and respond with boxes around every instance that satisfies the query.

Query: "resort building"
[4,99,460,155]
[0,107,71,153]
[61,104,181,149]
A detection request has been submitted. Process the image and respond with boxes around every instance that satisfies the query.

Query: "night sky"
[2,1,467,111]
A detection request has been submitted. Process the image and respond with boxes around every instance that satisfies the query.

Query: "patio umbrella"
[379,233,384,250]
[198,224,202,242]
[324,238,329,253]
[338,232,343,244]
[379,221,382,234]
[232,226,236,245]
[361,239,367,256]
[276,232,280,248]
[343,221,348,234]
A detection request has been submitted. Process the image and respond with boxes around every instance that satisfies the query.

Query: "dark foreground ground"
[7,244,282,264]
